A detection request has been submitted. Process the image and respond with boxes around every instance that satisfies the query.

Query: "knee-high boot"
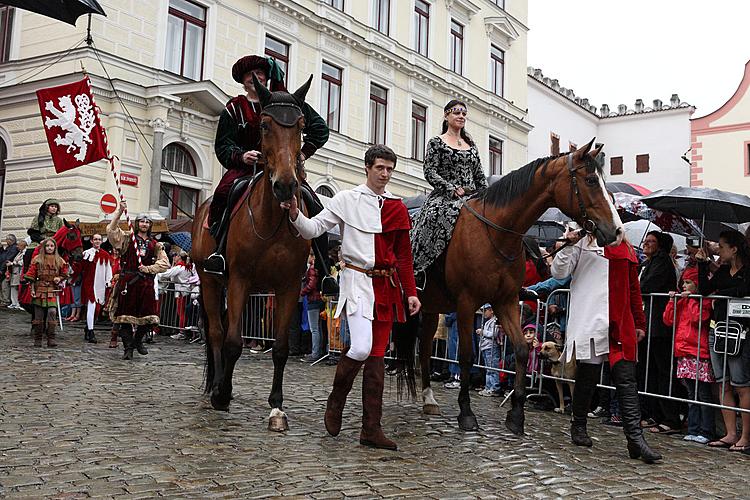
[121,327,134,360]
[46,321,58,347]
[32,320,44,347]
[134,328,149,355]
[611,360,662,463]
[570,362,601,447]
[324,350,364,436]
[109,328,118,348]
[360,356,397,450]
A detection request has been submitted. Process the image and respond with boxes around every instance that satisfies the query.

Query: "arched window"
[159,143,198,220]
[315,185,335,198]
[162,143,196,176]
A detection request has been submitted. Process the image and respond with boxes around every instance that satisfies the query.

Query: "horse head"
[253,74,313,202]
[548,139,623,247]
[56,218,83,262]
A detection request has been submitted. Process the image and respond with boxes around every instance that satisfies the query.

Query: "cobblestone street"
[0,309,747,499]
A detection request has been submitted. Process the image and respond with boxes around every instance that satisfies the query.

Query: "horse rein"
[459,153,599,261]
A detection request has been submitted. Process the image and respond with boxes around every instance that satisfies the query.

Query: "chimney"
[551,79,560,91]
[670,94,680,106]
[634,99,644,112]
[617,104,627,114]
[581,98,589,107]
[653,99,662,110]
[534,68,543,79]
[600,104,610,116]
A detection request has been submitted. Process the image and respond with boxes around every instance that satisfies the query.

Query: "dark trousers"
[682,378,715,439]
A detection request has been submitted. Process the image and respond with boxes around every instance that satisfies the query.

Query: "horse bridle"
[567,153,597,236]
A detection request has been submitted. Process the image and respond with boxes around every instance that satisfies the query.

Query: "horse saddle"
[202,172,263,231]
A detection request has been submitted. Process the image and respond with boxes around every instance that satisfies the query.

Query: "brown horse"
[191,76,313,431]
[401,140,624,434]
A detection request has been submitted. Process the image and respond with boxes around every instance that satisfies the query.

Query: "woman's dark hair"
[523,236,550,281]
[441,99,475,147]
[647,230,673,254]
[719,230,750,267]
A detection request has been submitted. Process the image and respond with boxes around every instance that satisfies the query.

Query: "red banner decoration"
[36,78,108,173]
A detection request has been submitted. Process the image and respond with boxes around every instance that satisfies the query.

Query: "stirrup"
[204,253,225,275]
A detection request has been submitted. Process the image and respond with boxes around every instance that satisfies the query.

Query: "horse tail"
[200,292,213,395]
[393,311,420,401]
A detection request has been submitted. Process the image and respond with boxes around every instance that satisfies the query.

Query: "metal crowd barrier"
[157,283,202,340]
[532,289,750,416]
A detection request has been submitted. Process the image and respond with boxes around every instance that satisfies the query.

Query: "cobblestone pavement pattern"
[0,310,747,499]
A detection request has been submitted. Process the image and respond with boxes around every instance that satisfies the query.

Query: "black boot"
[205,200,232,275]
[611,360,662,464]
[134,330,149,355]
[89,328,97,344]
[570,362,601,447]
[121,328,134,360]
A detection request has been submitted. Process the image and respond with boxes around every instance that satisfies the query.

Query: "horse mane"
[476,151,602,208]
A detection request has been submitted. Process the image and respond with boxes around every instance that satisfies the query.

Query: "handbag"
[713,320,747,356]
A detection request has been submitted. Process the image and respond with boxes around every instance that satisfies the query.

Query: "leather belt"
[344,262,395,278]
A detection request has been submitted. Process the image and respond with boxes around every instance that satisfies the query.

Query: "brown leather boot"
[46,321,58,347]
[324,352,364,436]
[32,320,44,347]
[109,328,118,348]
[359,356,397,450]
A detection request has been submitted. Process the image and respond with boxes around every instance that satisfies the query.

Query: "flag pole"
[81,70,142,268]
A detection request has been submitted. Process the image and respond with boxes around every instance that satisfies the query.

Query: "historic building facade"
[0,0,530,233]
[690,60,750,193]
[527,67,694,192]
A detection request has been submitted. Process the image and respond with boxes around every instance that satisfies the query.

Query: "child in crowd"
[25,238,68,347]
[523,323,542,377]
[9,240,27,309]
[476,304,502,397]
[663,266,715,444]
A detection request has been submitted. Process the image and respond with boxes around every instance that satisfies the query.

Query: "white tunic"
[550,238,610,362]
[291,184,400,320]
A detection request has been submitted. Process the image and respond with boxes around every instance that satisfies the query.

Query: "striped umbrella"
[606,182,652,196]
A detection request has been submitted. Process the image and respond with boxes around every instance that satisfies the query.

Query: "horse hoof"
[423,404,441,416]
[457,415,479,432]
[505,415,525,436]
[268,415,289,432]
[211,393,230,412]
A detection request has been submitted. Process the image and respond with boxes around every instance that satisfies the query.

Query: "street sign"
[100,194,118,214]
[120,172,138,186]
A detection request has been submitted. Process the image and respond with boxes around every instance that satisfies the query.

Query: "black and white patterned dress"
[411,136,487,273]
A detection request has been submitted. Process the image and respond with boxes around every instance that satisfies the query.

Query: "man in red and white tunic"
[80,233,112,344]
[283,145,420,450]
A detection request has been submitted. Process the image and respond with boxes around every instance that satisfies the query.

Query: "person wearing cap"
[281,144,420,451]
[204,55,329,274]
[476,304,502,397]
[106,201,169,360]
[26,199,63,267]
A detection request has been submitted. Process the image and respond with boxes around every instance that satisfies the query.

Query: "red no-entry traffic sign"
[100,194,118,214]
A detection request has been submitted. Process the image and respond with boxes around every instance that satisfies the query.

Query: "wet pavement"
[0,309,747,499]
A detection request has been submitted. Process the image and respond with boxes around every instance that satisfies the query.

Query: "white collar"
[353,184,400,200]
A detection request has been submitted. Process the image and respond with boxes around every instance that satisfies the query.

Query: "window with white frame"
[160,143,199,220]
[412,103,427,161]
[322,0,344,10]
[489,136,503,176]
[450,19,463,74]
[413,0,429,57]
[165,0,206,80]
[490,44,504,97]
[372,0,390,35]
[321,61,343,132]
[369,84,388,144]
[0,5,14,63]
[265,35,290,87]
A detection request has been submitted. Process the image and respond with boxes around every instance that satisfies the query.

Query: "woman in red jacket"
[662,266,715,444]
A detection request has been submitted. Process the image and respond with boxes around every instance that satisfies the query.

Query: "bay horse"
[191,76,313,431]
[399,140,624,435]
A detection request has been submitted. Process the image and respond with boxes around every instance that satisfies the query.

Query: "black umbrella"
[4,0,106,26]
[642,186,750,224]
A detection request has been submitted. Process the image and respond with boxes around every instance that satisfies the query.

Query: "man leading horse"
[204,55,329,274]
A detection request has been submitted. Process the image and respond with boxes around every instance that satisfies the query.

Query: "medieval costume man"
[106,202,169,360]
[282,145,420,450]
[25,237,68,347]
[204,54,329,274]
[80,234,112,344]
